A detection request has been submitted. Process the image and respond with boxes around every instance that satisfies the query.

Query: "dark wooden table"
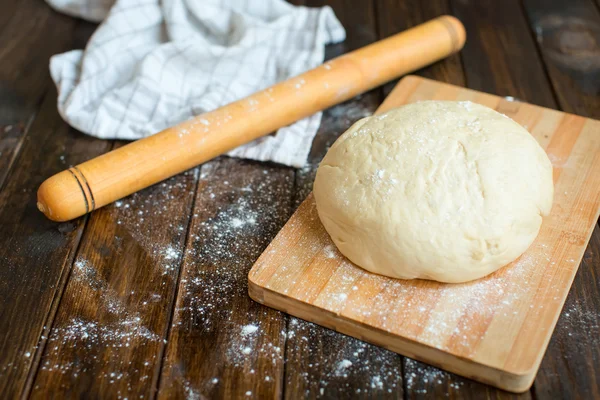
[1,0,599,398]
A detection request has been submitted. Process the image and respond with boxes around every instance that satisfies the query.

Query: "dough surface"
[313,101,553,283]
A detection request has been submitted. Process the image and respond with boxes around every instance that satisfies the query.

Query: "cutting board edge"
[247,75,600,394]
[248,279,536,393]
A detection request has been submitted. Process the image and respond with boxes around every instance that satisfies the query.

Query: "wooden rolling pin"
[38,16,466,222]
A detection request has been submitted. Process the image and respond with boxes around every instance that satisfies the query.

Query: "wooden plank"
[248,76,600,393]
[157,158,294,399]
[0,3,100,394]
[521,1,600,397]
[0,0,75,188]
[450,0,556,109]
[285,317,404,398]
[521,0,600,118]
[0,123,28,191]
[29,148,197,398]
[375,0,465,95]
[0,0,75,122]
[0,90,111,397]
[403,358,529,400]
[283,1,406,398]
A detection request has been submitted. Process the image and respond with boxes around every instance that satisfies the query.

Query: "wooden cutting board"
[248,76,600,393]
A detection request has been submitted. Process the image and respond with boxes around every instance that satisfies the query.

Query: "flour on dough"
[313,101,553,283]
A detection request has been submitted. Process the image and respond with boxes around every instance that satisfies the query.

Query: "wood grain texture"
[248,76,600,393]
[30,152,197,398]
[0,0,74,123]
[285,317,404,399]
[0,0,75,189]
[375,0,465,95]
[0,9,99,396]
[450,0,556,109]
[402,357,530,400]
[522,0,600,118]
[157,158,294,399]
[0,122,28,192]
[0,91,111,397]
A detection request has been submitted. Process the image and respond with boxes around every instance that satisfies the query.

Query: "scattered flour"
[323,245,336,259]
[286,316,402,396]
[163,246,181,260]
[405,358,464,394]
[241,324,259,336]
[335,359,353,376]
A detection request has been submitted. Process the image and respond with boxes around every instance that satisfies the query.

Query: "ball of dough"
[313,101,553,283]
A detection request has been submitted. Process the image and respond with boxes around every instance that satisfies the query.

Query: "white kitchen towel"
[47,0,346,167]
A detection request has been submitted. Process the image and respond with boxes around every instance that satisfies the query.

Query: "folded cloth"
[47,0,345,167]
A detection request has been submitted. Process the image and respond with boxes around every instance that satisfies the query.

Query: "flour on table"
[335,359,353,376]
[241,324,259,336]
[405,358,464,394]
